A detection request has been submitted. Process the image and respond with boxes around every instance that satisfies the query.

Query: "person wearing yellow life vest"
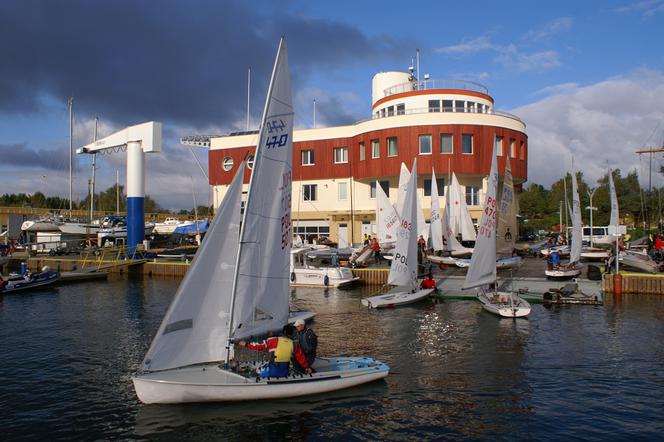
[239,324,312,378]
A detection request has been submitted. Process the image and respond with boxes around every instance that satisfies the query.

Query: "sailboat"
[545,171,583,279]
[426,168,466,266]
[361,160,435,308]
[133,39,388,404]
[463,143,531,318]
[395,162,427,242]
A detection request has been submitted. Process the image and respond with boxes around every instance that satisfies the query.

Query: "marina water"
[1,276,663,440]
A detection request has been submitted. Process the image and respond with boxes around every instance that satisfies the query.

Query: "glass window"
[338,182,348,200]
[301,149,314,165]
[370,180,390,199]
[419,134,432,155]
[478,103,484,113]
[442,100,453,112]
[510,140,516,158]
[465,186,480,206]
[467,101,476,113]
[247,155,255,169]
[303,184,317,201]
[387,137,398,157]
[495,136,504,156]
[334,147,348,164]
[387,106,394,116]
[396,104,405,115]
[359,142,365,161]
[462,134,473,154]
[428,100,440,112]
[423,178,445,197]
[371,139,380,158]
[440,134,453,154]
[380,109,385,118]
[520,140,525,160]
[222,157,234,171]
[455,100,465,112]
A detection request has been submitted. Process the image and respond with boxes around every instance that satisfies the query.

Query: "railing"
[383,79,489,97]
[362,106,524,125]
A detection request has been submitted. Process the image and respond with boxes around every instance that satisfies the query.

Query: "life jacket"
[272,336,293,363]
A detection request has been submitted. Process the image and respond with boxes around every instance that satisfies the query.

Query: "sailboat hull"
[133,357,389,404]
[361,288,434,308]
[477,291,531,318]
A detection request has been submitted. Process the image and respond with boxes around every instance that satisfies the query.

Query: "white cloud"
[615,0,664,16]
[434,36,495,55]
[524,17,574,41]
[512,69,664,188]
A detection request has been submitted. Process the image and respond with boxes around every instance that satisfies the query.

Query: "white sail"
[388,160,419,288]
[497,156,516,257]
[142,163,245,372]
[609,168,619,229]
[231,39,293,341]
[376,180,399,244]
[463,144,499,290]
[570,171,582,265]
[441,178,464,252]
[395,162,410,217]
[430,169,444,251]
[450,173,477,241]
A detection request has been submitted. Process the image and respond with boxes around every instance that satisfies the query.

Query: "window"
[510,140,516,158]
[495,136,504,156]
[466,186,481,206]
[359,142,366,161]
[424,178,445,197]
[455,100,465,112]
[419,134,432,155]
[222,157,234,171]
[440,134,453,154]
[387,106,394,116]
[370,180,390,199]
[301,149,314,165]
[338,182,348,200]
[247,155,255,169]
[478,103,484,113]
[462,134,473,154]
[396,104,405,115]
[380,109,385,118]
[520,140,525,160]
[371,139,380,158]
[334,146,348,164]
[428,100,440,112]
[387,137,398,157]
[303,184,317,201]
[467,101,476,113]
[442,100,453,112]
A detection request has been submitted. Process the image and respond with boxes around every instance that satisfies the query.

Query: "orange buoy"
[613,273,622,296]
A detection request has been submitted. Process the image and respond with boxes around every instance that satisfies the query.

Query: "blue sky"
[1,0,663,209]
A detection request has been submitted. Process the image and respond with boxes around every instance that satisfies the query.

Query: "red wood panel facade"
[209,124,527,185]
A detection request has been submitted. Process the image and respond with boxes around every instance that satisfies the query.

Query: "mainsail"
[609,168,619,229]
[441,178,464,252]
[376,180,399,244]
[430,169,444,252]
[142,163,245,372]
[388,160,419,288]
[395,162,427,241]
[570,171,582,265]
[231,38,293,341]
[450,173,477,242]
[497,156,516,257]
[463,143,498,290]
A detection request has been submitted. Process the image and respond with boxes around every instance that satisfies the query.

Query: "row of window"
[374,99,492,118]
[300,181,482,205]
[222,135,524,171]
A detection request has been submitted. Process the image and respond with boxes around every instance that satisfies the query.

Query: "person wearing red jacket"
[420,273,437,290]
[239,324,311,378]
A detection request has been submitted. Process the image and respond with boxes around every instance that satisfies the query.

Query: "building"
[205,71,527,246]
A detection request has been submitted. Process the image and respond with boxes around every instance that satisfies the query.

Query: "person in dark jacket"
[292,319,317,371]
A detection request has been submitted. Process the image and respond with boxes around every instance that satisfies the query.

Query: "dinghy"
[133,39,388,404]
[0,266,60,294]
[545,171,582,279]
[463,141,531,318]
[362,160,434,308]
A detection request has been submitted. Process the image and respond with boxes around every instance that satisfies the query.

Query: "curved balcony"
[383,79,489,98]
[365,106,524,125]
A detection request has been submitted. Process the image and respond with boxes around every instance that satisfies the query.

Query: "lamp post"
[586,188,597,248]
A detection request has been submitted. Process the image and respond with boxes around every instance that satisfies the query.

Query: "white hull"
[98,224,155,241]
[545,268,582,279]
[450,247,473,258]
[477,291,531,318]
[619,253,660,274]
[133,357,389,404]
[361,287,434,308]
[21,220,61,232]
[427,255,461,266]
[540,246,570,257]
[289,268,359,288]
[580,247,609,260]
[58,223,100,235]
[153,220,194,235]
[455,256,522,269]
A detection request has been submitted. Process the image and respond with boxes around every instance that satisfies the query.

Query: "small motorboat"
[0,266,60,294]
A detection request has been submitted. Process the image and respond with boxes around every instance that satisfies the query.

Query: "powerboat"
[0,266,60,294]
[289,247,359,288]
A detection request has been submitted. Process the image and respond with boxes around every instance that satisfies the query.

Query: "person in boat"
[292,319,318,372]
[363,234,369,246]
[239,324,312,378]
[372,238,382,264]
[417,235,427,264]
[420,273,437,290]
[547,251,561,270]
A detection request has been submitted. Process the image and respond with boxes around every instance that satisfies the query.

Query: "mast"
[68,97,73,216]
[563,175,569,242]
[246,67,251,131]
[90,117,98,223]
[225,38,288,363]
[116,170,120,215]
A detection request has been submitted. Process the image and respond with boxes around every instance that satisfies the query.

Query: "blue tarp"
[173,220,209,235]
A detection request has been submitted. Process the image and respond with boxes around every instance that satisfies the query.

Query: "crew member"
[292,319,318,371]
[239,324,311,378]
[420,273,437,290]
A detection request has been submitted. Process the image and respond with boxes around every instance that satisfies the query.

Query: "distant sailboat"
[133,38,388,404]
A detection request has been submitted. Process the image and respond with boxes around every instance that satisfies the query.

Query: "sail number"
[479,196,496,238]
[266,119,289,149]
[392,252,409,274]
[280,170,292,249]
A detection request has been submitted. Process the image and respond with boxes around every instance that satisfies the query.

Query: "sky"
[1,0,664,210]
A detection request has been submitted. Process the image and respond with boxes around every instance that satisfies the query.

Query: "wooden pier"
[602,272,664,295]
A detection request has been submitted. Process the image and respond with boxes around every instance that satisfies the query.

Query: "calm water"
[1,275,663,440]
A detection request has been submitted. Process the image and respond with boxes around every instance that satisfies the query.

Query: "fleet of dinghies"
[133,39,389,404]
